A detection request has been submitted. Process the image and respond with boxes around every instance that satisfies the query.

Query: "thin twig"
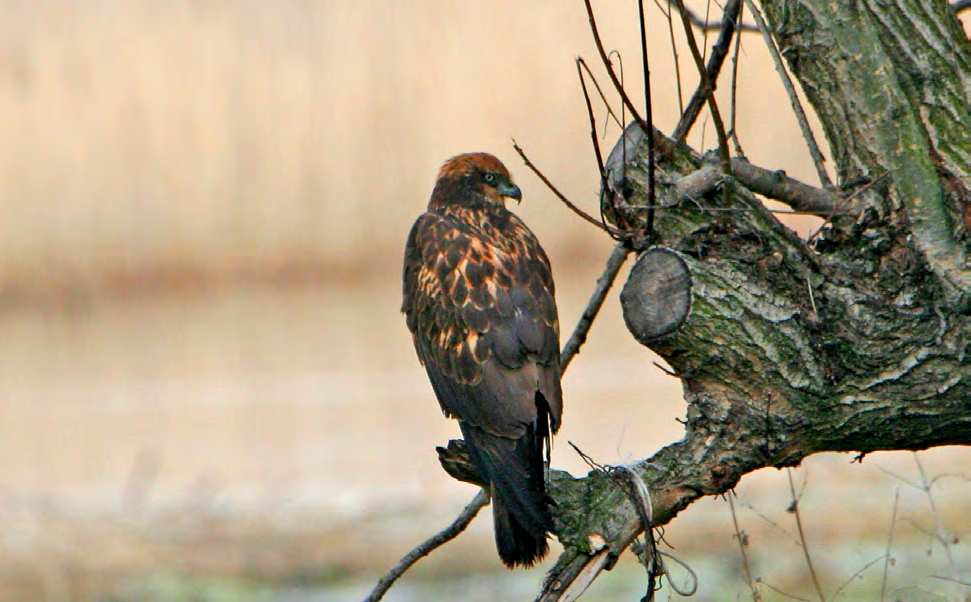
[913,454,957,579]
[832,554,886,600]
[612,49,630,235]
[875,463,921,489]
[928,574,971,586]
[806,277,817,320]
[637,0,658,235]
[759,579,814,602]
[561,242,630,371]
[653,361,678,377]
[787,469,826,602]
[568,440,609,471]
[654,0,685,114]
[583,0,651,135]
[729,492,762,601]
[744,0,833,189]
[363,489,490,602]
[513,141,624,238]
[670,0,733,171]
[927,472,971,487]
[668,0,759,32]
[671,0,743,150]
[738,498,799,545]
[729,1,746,157]
[577,57,624,129]
[576,58,608,190]
[879,489,899,602]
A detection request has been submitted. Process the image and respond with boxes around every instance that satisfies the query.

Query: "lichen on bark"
[538,1,969,598]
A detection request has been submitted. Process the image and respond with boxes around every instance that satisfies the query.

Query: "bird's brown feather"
[403,206,561,436]
[402,153,562,567]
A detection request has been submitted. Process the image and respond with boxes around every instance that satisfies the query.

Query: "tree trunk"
[537,0,969,597]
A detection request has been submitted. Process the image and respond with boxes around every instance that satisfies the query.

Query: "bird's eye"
[483,173,497,185]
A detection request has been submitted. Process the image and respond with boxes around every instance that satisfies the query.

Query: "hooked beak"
[498,182,522,203]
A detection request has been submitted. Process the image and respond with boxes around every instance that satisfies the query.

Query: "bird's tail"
[460,417,553,568]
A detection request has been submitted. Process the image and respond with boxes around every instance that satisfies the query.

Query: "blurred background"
[0,1,967,600]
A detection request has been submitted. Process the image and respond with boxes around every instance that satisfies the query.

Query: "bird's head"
[433,152,522,207]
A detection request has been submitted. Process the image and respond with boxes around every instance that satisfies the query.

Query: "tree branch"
[758,0,970,306]
[561,243,631,372]
[672,0,745,145]
[513,141,624,238]
[363,490,490,602]
[729,158,840,215]
[670,0,734,171]
[539,119,969,597]
[582,0,650,138]
[665,0,759,32]
[744,0,834,190]
[603,125,844,217]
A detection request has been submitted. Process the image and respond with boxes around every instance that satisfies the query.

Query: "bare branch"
[832,554,885,600]
[738,498,799,545]
[787,469,826,602]
[928,574,971,586]
[914,454,958,579]
[806,173,889,242]
[743,0,833,189]
[670,0,733,171]
[759,579,814,602]
[536,549,613,602]
[729,158,839,215]
[637,0,658,234]
[671,0,744,147]
[729,492,763,601]
[576,57,623,130]
[669,0,759,32]
[879,490,900,602]
[582,0,651,137]
[653,0,685,114]
[576,58,608,192]
[729,2,746,157]
[561,243,630,371]
[363,490,490,602]
[513,141,624,237]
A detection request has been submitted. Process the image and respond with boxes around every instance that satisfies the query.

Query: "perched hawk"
[402,153,563,568]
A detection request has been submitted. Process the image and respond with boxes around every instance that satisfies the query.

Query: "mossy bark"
[539,0,969,597]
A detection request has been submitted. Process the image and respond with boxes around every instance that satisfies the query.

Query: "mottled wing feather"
[402,210,562,438]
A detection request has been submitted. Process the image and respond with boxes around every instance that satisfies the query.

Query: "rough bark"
[535,0,970,597]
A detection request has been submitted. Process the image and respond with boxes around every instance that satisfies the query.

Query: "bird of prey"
[402,153,563,568]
